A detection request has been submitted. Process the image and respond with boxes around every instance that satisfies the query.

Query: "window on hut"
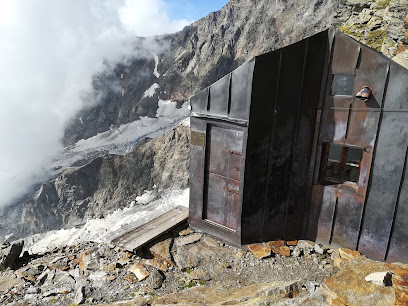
[321,143,363,185]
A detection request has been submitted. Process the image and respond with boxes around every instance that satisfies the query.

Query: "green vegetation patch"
[339,25,386,52]
[366,29,386,51]
[375,0,391,9]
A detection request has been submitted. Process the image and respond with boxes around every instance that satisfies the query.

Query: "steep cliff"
[15,123,190,237]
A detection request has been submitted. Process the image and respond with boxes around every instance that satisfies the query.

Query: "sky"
[0,0,229,208]
[166,0,229,21]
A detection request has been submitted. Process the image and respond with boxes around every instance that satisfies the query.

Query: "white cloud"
[0,0,191,207]
[120,0,191,37]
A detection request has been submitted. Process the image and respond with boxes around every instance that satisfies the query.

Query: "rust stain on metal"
[228,150,242,156]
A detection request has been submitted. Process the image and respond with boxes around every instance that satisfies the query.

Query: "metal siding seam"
[304,30,336,236]
[356,64,390,250]
[284,39,309,238]
[385,146,408,261]
[261,49,282,239]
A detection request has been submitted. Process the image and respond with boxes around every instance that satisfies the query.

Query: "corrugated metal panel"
[189,27,408,264]
[229,60,255,120]
[345,47,389,148]
[331,32,360,75]
[208,74,230,116]
[262,40,309,240]
[358,112,408,261]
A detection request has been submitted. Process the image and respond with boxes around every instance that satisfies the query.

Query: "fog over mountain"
[0,0,190,207]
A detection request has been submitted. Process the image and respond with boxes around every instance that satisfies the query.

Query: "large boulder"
[0,240,24,271]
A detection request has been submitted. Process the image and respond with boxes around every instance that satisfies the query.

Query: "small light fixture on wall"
[356,86,372,101]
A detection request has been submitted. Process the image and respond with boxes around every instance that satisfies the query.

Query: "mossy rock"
[374,0,391,9]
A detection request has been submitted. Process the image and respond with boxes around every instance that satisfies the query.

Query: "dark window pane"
[347,147,362,165]
[321,144,363,185]
[328,144,342,162]
[326,160,342,182]
[325,144,343,182]
[343,147,362,183]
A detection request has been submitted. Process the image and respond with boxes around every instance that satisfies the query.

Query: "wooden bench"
[110,205,189,251]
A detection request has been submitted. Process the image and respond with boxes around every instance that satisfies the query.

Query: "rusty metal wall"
[306,31,384,250]
[189,30,330,245]
[189,27,408,264]
[306,30,408,264]
[358,61,408,263]
[242,30,331,243]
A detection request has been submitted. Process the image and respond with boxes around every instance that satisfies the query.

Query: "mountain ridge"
[63,0,408,145]
[2,0,408,239]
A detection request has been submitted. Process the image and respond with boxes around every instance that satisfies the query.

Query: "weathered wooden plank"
[111,206,188,251]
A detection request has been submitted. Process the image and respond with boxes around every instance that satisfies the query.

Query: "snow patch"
[52,100,189,170]
[135,188,157,204]
[24,188,190,254]
[153,54,160,78]
[142,83,159,98]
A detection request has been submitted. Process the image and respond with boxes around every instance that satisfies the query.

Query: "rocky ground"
[1,221,407,305]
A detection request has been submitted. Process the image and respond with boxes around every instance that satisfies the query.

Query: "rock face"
[0,240,24,271]
[63,0,408,146]
[338,0,408,56]
[7,124,190,237]
[316,255,408,305]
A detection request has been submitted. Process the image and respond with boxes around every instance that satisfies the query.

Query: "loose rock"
[267,241,285,249]
[338,248,361,261]
[173,245,202,270]
[297,240,315,250]
[292,247,302,258]
[203,236,219,248]
[272,246,291,257]
[149,238,173,265]
[248,244,271,259]
[74,286,85,305]
[129,263,150,281]
[148,269,164,289]
[179,229,194,236]
[0,240,24,271]
[175,234,202,247]
[314,244,325,255]
[143,258,169,272]
[365,271,393,287]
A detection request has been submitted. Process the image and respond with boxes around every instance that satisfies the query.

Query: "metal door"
[204,125,243,230]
